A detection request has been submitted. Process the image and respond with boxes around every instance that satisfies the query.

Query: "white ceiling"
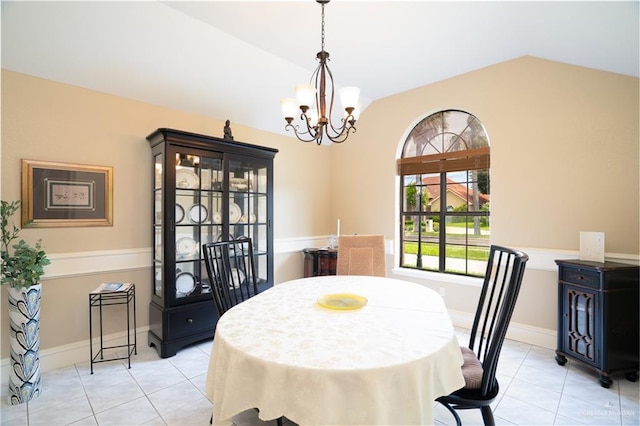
[2,1,638,138]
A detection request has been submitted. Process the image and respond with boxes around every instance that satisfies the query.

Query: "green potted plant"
[1,200,50,405]
[2,201,50,288]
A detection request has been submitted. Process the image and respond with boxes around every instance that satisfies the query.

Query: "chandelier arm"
[315,122,325,145]
[328,109,357,135]
[300,110,315,133]
[323,59,339,132]
[284,122,321,144]
[325,125,356,144]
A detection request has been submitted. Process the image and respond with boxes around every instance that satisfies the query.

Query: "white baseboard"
[448,308,557,350]
[1,327,150,381]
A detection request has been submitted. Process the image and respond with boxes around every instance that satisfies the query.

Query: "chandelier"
[280,0,360,145]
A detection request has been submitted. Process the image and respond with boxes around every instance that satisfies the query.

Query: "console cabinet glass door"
[562,284,597,365]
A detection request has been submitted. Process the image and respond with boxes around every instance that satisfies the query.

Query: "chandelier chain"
[320,3,325,52]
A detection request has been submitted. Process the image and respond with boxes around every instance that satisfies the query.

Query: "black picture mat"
[32,168,107,220]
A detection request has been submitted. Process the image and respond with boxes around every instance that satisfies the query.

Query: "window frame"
[397,110,490,278]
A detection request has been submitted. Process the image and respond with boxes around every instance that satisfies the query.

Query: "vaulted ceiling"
[2,1,638,138]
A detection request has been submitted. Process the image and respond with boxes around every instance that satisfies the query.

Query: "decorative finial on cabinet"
[223,120,234,140]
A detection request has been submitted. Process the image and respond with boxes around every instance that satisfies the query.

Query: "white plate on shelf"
[230,177,249,191]
[228,268,246,289]
[188,203,208,223]
[212,211,222,224]
[176,236,198,257]
[176,204,185,223]
[176,272,196,296]
[229,202,242,224]
[240,213,257,223]
[176,168,199,189]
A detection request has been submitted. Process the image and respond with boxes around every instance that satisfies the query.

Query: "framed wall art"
[21,160,113,227]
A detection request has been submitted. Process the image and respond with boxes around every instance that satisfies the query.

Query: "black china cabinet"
[148,128,277,357]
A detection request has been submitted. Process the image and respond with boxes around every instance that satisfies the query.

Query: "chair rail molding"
[42,243,638,280]
[42,248,152,279]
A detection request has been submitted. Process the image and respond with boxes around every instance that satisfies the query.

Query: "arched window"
[397,110,490,277]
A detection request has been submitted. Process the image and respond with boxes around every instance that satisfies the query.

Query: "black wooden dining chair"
[202,237,283,426]
[202,237,259,315]
[436,245,529,426]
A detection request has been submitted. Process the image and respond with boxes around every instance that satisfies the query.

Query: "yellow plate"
[317,293,368,310]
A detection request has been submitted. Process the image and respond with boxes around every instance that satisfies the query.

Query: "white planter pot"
[7,283,42,405]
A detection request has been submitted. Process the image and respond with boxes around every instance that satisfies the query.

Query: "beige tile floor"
[1,328,638,425]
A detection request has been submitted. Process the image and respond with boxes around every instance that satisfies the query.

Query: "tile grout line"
[551,354,570,425]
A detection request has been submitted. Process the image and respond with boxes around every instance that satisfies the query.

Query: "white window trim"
[392,266,484,287]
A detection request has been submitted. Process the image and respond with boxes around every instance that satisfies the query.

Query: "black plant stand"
[89,284,137,374]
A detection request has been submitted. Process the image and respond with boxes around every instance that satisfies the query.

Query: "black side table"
[89,283,137,374]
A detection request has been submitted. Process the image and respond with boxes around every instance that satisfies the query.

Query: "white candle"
[337,219,340,237]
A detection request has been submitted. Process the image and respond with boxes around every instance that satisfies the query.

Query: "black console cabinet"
[555,259,639,387]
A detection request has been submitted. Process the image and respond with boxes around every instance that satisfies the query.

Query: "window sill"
[392,267,484,288]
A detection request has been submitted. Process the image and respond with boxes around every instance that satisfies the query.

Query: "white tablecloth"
[206,275,465,425]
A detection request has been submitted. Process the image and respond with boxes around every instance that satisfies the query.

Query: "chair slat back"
[468,245,529,396]
[202,238,259,315]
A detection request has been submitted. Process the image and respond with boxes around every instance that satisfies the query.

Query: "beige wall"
[0,70,333,358]
[2,56,639,359]
[330,56,639,330]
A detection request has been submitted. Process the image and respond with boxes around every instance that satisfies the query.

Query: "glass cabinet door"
[174,152,223,302]
[228,159,270,287]
[153,153,164,298]
[564,285,597,364]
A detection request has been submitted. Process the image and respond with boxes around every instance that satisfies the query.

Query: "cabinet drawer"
[561,267,600,289]
[167,303,216,339]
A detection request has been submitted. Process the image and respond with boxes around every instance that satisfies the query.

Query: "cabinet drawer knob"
[186,318,193,324]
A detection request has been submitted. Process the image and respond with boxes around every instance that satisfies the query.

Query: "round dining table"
[206,275,465,425]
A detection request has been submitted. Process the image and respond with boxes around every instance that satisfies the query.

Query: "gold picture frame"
[21,159,113,227]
